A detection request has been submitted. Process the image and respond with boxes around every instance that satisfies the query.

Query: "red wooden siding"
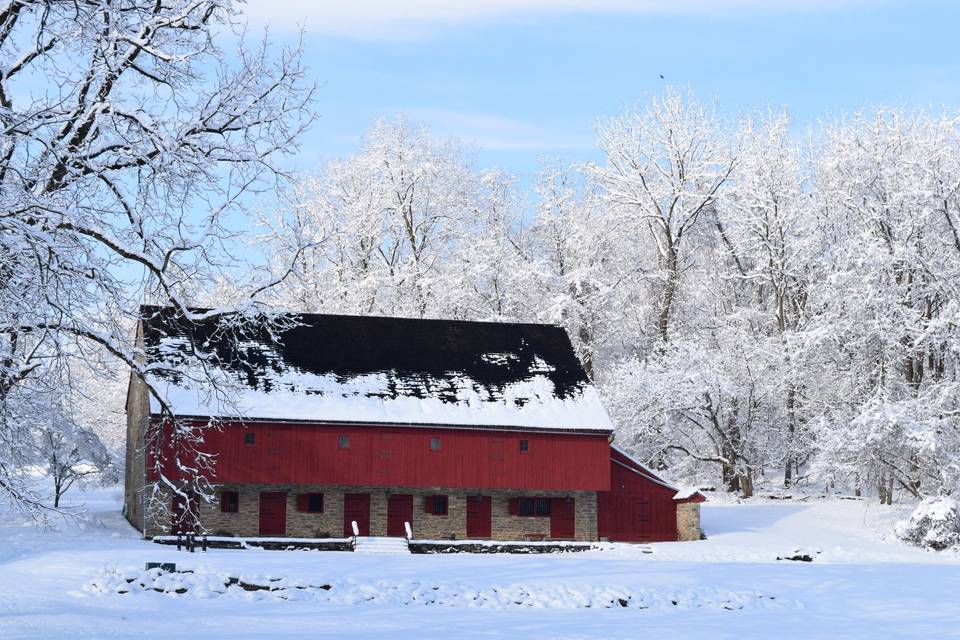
[597,450,679,542]
[153,422,610,492]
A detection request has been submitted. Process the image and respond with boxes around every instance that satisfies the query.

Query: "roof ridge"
[139,304,565,331]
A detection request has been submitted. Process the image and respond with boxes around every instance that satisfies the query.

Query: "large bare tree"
[0,0,313,521]
[591,89,736,344]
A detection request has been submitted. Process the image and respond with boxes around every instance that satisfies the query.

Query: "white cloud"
[406,108,594,152]
[243,0,875,38]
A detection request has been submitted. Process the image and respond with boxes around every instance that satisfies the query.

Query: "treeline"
[251,90,960,501]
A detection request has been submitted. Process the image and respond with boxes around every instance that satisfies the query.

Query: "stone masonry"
[122,353,150,532]
[676,502,702,541]
[146,483,599,542]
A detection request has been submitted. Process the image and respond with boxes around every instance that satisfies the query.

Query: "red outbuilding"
[123,307,703,543]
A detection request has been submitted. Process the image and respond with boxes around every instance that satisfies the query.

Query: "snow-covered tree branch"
[0,0,313,522]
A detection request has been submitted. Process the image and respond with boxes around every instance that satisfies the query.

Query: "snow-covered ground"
[2,487,959,639]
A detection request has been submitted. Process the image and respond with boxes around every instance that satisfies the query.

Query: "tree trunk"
[721,454,739,493]
[577,322,594,380]
[739,473,754,498]
[783,386,797,487]
[53,475,63,508]
[878,474,895,505]
[657,243,679,343]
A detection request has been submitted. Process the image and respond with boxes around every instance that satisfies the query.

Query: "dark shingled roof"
[139,306,606,428]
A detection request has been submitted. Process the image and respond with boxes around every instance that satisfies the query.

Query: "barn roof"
[139,306,613,433]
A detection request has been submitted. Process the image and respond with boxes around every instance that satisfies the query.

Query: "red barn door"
[466,495,492,538]
[387,494,413,537]
[550,497,576,539]
[258,491,287,536]
[343,493,371,536]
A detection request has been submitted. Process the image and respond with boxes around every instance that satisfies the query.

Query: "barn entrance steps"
[353,536,411,554]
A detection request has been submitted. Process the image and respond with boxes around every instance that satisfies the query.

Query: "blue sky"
[243,0,960,182]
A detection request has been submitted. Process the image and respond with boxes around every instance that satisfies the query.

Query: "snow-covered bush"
[896,497,960,551]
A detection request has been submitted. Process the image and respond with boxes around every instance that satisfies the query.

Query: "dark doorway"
[466,495,492,538]
[387,494,413,537]
[258,491,287,536]
[550,497,576,539]
[343,493,371,536]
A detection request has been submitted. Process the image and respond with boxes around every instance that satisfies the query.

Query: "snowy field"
[2,488,959,639]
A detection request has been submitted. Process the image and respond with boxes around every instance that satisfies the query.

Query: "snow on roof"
[672,487,701,501]
[140,307,613,432]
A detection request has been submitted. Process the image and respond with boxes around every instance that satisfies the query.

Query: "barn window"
[220,490,239,513]
[244,432,255,445]
[519,439,529,453]
[430,437,441,451]
[425,495,448,515]
[338,435,349,449]
[297,493,324,513]
[514,497,551,517]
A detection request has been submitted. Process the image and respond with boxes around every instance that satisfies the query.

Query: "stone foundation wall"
[676,502,702,541]
[145,483,599,542]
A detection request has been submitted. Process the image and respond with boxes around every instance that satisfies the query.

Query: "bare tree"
[591,89,736,343]
[263,117,520,320]
[723,112,814,487]
[35,408,115,509]
[0,0,313,523]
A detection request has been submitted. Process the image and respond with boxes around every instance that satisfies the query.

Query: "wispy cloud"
[406,108,594,152]
[244,0,876,38]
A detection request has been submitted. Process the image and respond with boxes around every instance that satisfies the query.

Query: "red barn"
[123,307,703,543]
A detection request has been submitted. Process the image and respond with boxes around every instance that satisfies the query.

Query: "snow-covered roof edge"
[671,487,704,501]
[145,412,614,435]
[610,445,706,502]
